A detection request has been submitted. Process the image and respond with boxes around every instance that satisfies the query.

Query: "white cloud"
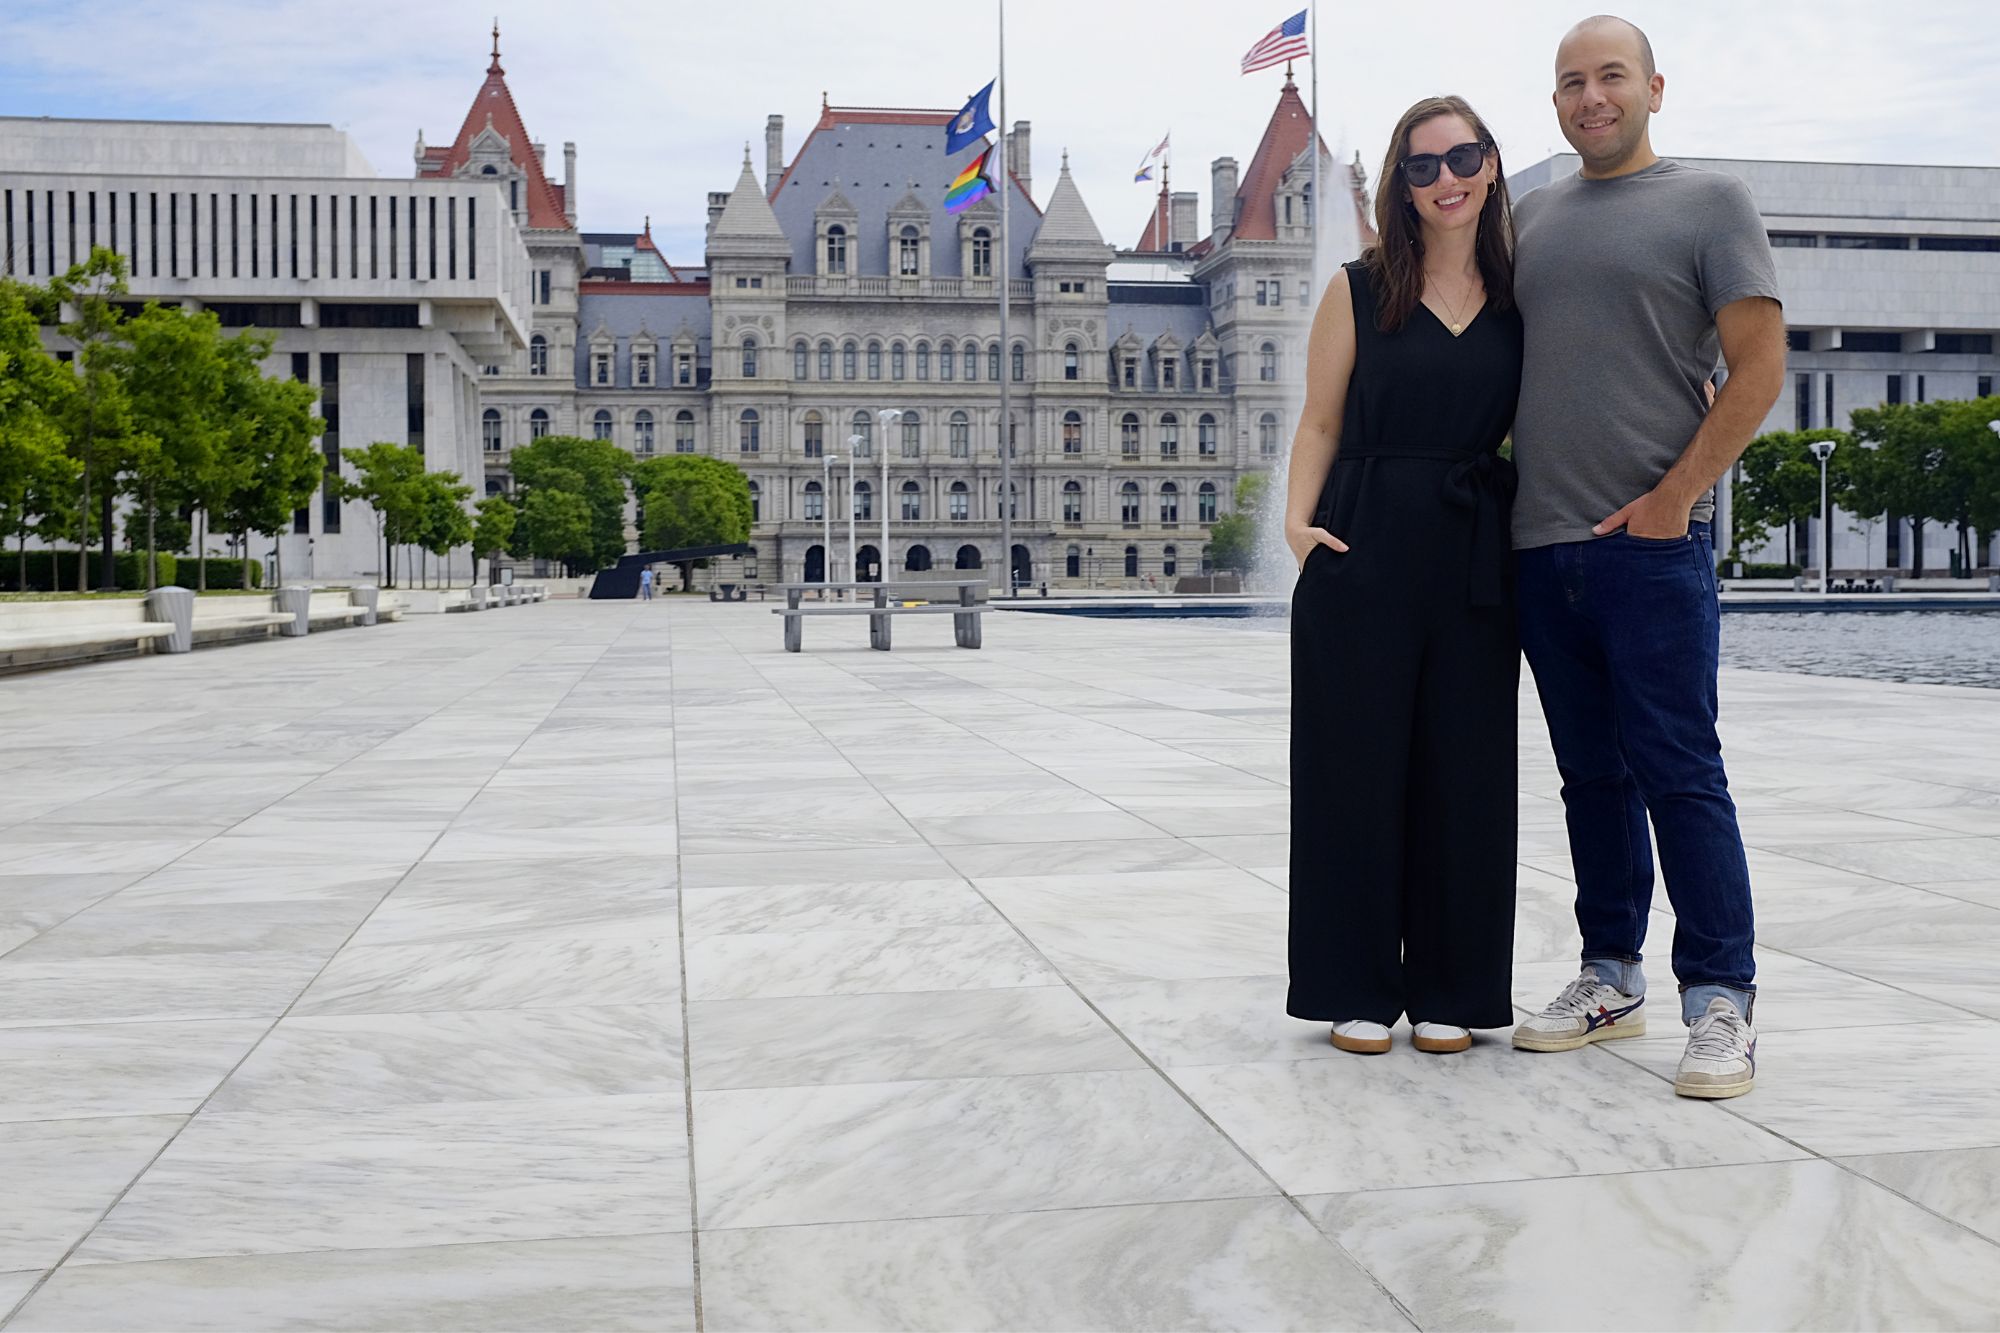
[4,0,1995,262]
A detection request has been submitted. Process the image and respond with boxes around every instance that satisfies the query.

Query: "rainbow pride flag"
[945,143,995,214]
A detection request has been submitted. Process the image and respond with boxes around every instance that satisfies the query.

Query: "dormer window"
[1162,357,1177,390]
[676,349,694,386]
[592,350,611,385]
[971,228,993,278]
[1200,356,1215,390]
[826,225,848,275]
[899,225,920,276]
[1122,356,1136,389]
[634,349,654,386]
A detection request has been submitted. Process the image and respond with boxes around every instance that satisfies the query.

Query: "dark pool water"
[1716,611,2000,689]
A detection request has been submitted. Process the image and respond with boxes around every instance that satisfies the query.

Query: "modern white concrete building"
[2,116,534,583]
[1513,155,2000,572]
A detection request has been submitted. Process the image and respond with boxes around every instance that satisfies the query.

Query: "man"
[640,566,654,601]
[1508,15,1787,1099]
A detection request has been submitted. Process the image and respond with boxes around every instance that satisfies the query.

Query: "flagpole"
[1309,2,1320,312]
[996,0,1014,594]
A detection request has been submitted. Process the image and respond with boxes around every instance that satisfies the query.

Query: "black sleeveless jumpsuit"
[1288,260,1522,1029]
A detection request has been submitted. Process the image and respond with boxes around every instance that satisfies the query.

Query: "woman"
[1285,97,1522,1054]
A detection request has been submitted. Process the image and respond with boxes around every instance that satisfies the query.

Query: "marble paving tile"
[688,986,1139,1090]
[694,1069,1272,1230]
[0,952,327,1029]
[1761,836,2000,885]
[1840,1146,2000,1246]
[0,1020,267,1121]
[1088,974,1358,1068]
[4,898,377,962]
[680,878,995,938]
[347,860,677,947]
[1013,909,1290,988]
[699,1197,1405,1333]
[1170,1043,1804,1196]
[9,1233,696,1333]
[685,924,1059,1001]
[1315,1158,2000,1331]
[1750,881,2000,949]
[1613,1020,2000,1156]
[0,840,205,878]
[1113,801,1291,838]
[1788,940,2000,1020]
[423,824,679,862]
[0,1115,183,1272]
[1182,833,1289,873]
[907,810,1170,846]
[72,1095,690,1264]
[208,1006,684,1113]
[881,788,1115,818]
[973,866,1285,923]
[0,874,139,957]
[292,937,682,1016]
[1918,878,2000,909]
[169,829,439,871]
[107,865,407,909]
[939,836,1232,880]
[0,1272,39,1320]
[677,843,957,889]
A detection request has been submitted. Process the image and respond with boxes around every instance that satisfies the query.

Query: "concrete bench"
[0,600,177,670]
[772,603,985,652]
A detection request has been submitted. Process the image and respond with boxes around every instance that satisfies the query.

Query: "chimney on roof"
[413,129,425,165]
[532,140,546,168]
[1006,120,1031,203]
[1211,157,1239,246]
[765,115,785,196]
[1170,191,1198,250]
[563,141,578,225]
[706,190,729,241]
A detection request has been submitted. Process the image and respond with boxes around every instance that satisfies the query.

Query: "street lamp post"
[877,408,903,583]
[821,451,837,593]
[844,433,863,591]
[1810,437,1837,596]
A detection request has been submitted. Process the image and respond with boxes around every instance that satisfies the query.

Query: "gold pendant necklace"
[1432,276,1480,336]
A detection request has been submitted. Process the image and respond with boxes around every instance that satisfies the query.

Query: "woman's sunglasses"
[1399,141,1491,188]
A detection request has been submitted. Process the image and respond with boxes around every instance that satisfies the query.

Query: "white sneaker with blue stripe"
[1674,996,1757,1098]
[1513,971,1647,1052]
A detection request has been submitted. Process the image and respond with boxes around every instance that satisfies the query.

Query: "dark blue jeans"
[1515,521,1756,1024]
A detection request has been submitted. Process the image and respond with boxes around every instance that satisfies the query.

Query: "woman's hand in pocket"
[1286,521,1350,570]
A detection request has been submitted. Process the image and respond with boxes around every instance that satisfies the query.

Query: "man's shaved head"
[1561,14,1655,78]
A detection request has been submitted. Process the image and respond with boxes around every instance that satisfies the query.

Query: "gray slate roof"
[573,291,712,389]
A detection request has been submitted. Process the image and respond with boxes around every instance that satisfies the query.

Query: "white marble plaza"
[2,600,1998,1331]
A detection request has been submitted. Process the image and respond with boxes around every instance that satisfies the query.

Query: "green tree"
[415,470,474,588]
[118,303,229,589]
[0,281,80,590]
[1958,396,2000,563]
[470,495,516,587]
[338,443,428,587]
[211,364,324,589]
[631,455,751,590]
[1930,399,2000,571]
[1731,429,1852,566]
[1848,402,1951,577]
[1207,473,1272,575]
[514,486,594,573]
[48,247,136,591]
[510,434,631,571]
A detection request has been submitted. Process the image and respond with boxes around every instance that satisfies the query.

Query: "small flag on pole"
[945,142,995,214]
[1241,10,1308,74]
[946,80,997,155]
[1133,131,1170,183]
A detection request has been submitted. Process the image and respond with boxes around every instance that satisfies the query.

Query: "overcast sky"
[5,0,1995,262]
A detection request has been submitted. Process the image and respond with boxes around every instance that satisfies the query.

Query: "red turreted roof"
[1133,184,1171,251]
[1231,75,1326,242]
[426,49,571,232]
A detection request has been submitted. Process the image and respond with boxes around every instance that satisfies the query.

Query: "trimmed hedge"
[0,550,260,592]
[1722,561,1802,578]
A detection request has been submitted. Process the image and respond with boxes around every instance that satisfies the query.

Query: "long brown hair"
[1364,96,1515,334]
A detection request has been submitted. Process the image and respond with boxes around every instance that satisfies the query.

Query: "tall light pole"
[844,433,863,589]
[821,450,837,590]
[1810,437,1837,596]
[877,408,904,582]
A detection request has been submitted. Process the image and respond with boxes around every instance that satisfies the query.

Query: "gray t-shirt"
[1510,159,1781,549]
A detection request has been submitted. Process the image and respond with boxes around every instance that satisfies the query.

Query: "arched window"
[634,410,655,455]
[1160,482,1180,524]
[1065,544,1081,578]
[898,224,920,276]
[1061,410,1083,454]
[901,415,921,459]
[915,342,930,381]
[747,481,761,523]
[592,409,613,441]
[1062,479,1083,523]
[853,479,872,520]
[971,226,993,278]
[940,343,955,381]
[1124,545,1139,578]
[793,340,809,380]
[987,344,1001,382]
[1198,481,1218,523]
[949,410,970,458]
[867,341,882,380]
[891,342,907,380]
[738,408,761,453]
[674,409,696,453]
[826,224,848,275]
[1120,480,1141,524]
[1198,413,1218,456]
[486,476,507,497]
[1064,342,1079,381]
[1120,412,1141,456]
[530,408,550,439]
[803,480,824,521]
[529,334,548,376]
[1259,411,1280,457]
[851,411,873,457]
[994,482,1018,520]
[481,408,502,452]
[802,410,824,458]
[901,480,922,520]
[956,543,983,569]
[815,341,832,379]
[842,340,858,380]
[963,340,980,381]
[1259,341,1278,382]
[1163,544,1178,577]
[949,480,970,521]
[1159,413,1179,458]
[741,336,759,379]
[905,543,933,572]
[1011,343,1026,382]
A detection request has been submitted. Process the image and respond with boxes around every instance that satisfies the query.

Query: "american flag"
[1241,9,1308,75]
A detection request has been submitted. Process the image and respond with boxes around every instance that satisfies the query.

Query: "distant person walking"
[1507,15,1786,1099]
[1285,96,1523,1056]
[639,567,654,601]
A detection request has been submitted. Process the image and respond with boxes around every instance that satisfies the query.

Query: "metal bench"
[772,580,987,652]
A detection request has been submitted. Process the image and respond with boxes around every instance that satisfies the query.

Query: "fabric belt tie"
[1440,451,1517,608]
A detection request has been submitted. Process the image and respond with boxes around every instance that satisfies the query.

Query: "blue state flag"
[946,79,997,155]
